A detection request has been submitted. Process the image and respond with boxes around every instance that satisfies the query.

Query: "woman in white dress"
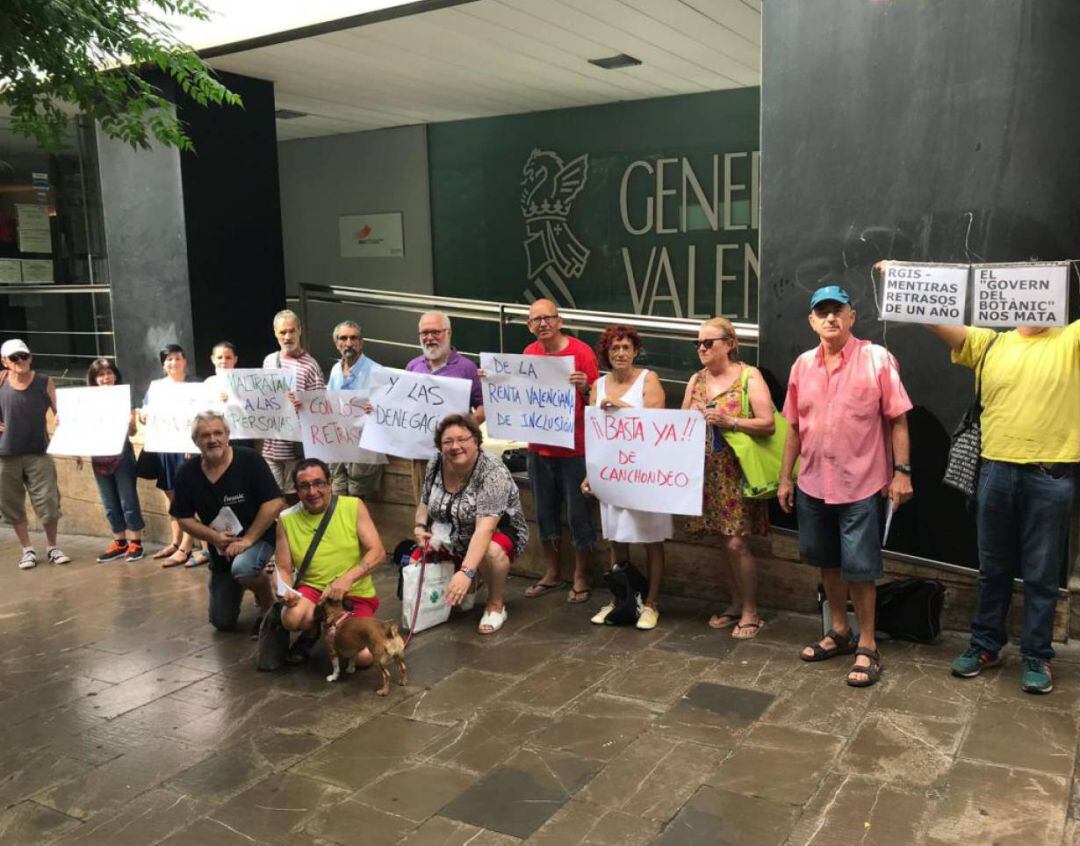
[581,325,671,629]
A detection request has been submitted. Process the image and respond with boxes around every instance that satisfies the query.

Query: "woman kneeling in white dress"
[581,325,672,630]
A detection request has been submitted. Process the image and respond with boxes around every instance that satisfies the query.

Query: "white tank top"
[595,369,649,409]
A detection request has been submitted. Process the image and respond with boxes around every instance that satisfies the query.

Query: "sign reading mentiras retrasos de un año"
[880,262,969,325]
[972,262,1069,327]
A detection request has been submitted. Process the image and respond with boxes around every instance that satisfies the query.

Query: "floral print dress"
[684,367,769,537]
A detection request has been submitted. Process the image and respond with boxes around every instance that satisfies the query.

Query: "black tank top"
[0,372,51,456]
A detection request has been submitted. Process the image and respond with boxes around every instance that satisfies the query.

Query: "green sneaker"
[1021,656,1053,694]
[951,646,1002,678]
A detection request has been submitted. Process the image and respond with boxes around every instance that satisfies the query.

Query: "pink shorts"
[296,585,379,618]
[410,531,516,566]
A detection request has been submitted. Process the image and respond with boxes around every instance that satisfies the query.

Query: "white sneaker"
[591,603,615,625]
[636,606,660,630]
[47,548,72,565]
[19,549,37,570]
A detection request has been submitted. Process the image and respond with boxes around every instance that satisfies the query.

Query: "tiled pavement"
[2,528,1080,844]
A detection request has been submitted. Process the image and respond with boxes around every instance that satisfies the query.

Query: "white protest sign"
[217,368,300,441]
[584,407,705,516]
[880,262,969,325]
[972,262,1069,327]
[297,389,386,463]
[143,381,208,453]
[47,385,131,457]
[480,352,574,448]
[360,368,471,460]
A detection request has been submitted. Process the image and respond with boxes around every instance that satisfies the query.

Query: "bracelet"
[731,419,739,433]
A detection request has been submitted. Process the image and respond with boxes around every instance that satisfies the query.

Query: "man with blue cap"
[777,285,914,687]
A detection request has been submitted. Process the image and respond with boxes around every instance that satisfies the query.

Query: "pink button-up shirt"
[782,335,912,505]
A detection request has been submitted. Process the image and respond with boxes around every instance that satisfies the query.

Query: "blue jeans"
[527,453,596,549]
[208,540,274,631]
[971,460,1075,661]
[93,450,145,534]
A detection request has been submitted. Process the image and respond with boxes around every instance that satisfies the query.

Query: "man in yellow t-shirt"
[925,318,1079,695]
[277,458,386,665]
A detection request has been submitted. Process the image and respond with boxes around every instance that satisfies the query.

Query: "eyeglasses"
[440,436,475,448]
[528,314,559,326]
[693,337,731,350]
[7,352,30,362]
[336,335,360,342]
[297,479,329,492]
[419,329,448,338]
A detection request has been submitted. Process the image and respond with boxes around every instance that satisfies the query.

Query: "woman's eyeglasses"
[7,352,30,363]
[693,337,731,351]
[441,436,475,448]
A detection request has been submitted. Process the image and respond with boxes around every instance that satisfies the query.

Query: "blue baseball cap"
[809,285,851,309]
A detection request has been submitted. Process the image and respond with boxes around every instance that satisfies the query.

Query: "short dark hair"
[291,457,331,486]
[159,343,185,364]
[596,324,642,370]
[211,340,237,355]
[85,357,123,386]
[433,413,483,450]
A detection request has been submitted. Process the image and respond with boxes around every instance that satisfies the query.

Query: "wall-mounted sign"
[0,260,22,283]
[19,259,53,282]
[338,211,404,258]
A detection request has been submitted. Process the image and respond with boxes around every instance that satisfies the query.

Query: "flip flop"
[732,619,765,640]
[184,551,210,568]
[708,613,741,630]
[567,588,591,604]
[152,543,179,560]
[161,549,191,569]
[478,607,508,635]
[525,580,567,598]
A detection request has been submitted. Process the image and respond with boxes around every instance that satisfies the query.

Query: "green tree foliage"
[0,0,242,151]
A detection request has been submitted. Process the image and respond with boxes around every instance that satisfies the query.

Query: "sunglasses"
[7,352,30,363]
[693,337,731,350]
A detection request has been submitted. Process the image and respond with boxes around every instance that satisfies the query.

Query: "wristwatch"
[461,566,477,580]
[894,463,912,475]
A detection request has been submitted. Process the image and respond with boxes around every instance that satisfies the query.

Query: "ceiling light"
[274,108,308,120]
[588,53,642,70]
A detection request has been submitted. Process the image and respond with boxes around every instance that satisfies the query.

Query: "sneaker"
[591,603,615,625]
[47,547,72,565]
[636,606,660,630]
[124,541,145,562]
[951,646,1002,678]
[18,549,37,570]
[1021,656,1053,694]
[97,540,128,562]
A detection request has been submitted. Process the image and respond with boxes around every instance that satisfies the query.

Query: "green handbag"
[720,367,797,499]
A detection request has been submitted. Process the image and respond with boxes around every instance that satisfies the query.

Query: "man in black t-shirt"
[171,411,285,633]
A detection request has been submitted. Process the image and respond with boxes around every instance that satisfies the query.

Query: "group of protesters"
[1,264,1077,693]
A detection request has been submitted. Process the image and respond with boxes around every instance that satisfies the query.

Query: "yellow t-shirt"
[952,322,1080,463]
[280,496,375,599]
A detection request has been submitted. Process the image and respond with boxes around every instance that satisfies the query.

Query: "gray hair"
[273,309,301,329]
[333,320,361,339]
[191,409,230,441]
[418,310,451,331]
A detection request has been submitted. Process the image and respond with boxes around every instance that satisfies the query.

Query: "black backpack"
[602,562,649,626]
[875,578,946,644]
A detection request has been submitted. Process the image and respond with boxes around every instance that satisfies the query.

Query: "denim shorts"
[527,452,596,549]
[796,490,883,582]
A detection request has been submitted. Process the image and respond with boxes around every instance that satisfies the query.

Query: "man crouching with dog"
[276,458,387,670]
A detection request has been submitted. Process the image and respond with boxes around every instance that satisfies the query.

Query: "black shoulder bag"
[256,495,338,671]
[942,336,998,499]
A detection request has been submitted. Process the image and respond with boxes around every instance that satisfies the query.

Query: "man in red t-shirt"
[521,299,599,603]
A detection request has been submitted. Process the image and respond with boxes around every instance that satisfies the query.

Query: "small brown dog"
[317,597,408,695]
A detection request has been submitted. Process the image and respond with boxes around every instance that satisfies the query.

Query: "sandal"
[567,588,591,604]
[162,548,192,569]
[524,580,567,598]
[732,619,765,640]
[846,647,883,687]
[708,613,741,630]
[184,550,210,568]
[478,607,508,635]
[800,628,857,662]
[152,543,179,560]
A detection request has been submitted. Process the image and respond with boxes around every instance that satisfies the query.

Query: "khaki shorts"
[331,461,384,499]
[265,458,299,495]
[0,454,61,526]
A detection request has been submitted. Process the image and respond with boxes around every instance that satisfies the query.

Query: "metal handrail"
[0,285,111,295]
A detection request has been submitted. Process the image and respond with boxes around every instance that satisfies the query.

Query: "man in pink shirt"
[778,285,913,688]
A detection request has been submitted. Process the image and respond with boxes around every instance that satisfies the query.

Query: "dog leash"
[403,539,430,650]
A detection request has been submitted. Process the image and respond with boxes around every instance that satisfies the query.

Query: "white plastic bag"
[401,558,454,633]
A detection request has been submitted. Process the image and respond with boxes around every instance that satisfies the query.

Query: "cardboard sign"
[47,385,131,457]
[360,368,471,460]
[480,352,575,448]
[297,389,385,463]
[217,368,300,441]
[972,262,1069,327]
[143,381,208,453]
[880,262,968,325]
[584,407,705,516]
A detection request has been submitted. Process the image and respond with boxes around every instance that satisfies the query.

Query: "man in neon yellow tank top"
[277,458,386,666]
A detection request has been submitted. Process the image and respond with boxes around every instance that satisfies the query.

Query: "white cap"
[1,339,30,359]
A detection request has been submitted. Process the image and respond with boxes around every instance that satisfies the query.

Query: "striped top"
[261,350,324,460]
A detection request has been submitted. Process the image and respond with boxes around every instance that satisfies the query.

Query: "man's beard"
[341,348,360,364]
[423,342,448,361]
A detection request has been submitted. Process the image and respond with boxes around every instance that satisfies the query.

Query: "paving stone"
[405,636,488,688]
[302,797,415,845]
[528,692,659,761]
[76,662,210,720]
[400,815,521,845]
[0,674,113,727]
[656,624,741,659]
[157,816,272,845]
[874,660,986,721]
[466,640,567,675]
[567,621,671,666]
[0,750,92,809]
[209,771,350,843]
[499,657,611,715]
[361,762,476,823]
[440,746,602,838]
[748,612,822,649]
[51,788,213,846]
[958,700,1078,776]
[576,733,725,822]
[699,641,800,694]
[654,682,774,748]
[392,667,513,725]
[653,784,800,845]
[65,638,203,684]
[760,668,878,735]
[981,656,1080,711]
[843,712,964,786]
[106,692,226,748]
[422,707,555,775]
[787,773,931,846]
[925,760,1069,845]
[166,744,273,801]
[600,649,713,704]
[525,800,661,845]
[0,801,81,843]
[707,724,844,804]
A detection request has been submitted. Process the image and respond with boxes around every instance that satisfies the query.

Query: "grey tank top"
[0,372,51,456]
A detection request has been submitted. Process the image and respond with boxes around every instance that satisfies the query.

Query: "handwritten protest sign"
[480,352,574,448]
[880,262,968,325]
[972,262,1069,327]
[217,368,300,441]
[360,369,471,459]
[47,385,131,457]
[584,407,705,516]
[297,389,385,463]
[143,381,208,453]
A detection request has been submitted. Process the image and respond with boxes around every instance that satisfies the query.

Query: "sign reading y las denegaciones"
[48,385,131,457]
[360,369,471,460]
[217,368,299,441]
[972,262,1069,327]
[880,262,969,325]
[480,353,574,448]
[584,407,705,516]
